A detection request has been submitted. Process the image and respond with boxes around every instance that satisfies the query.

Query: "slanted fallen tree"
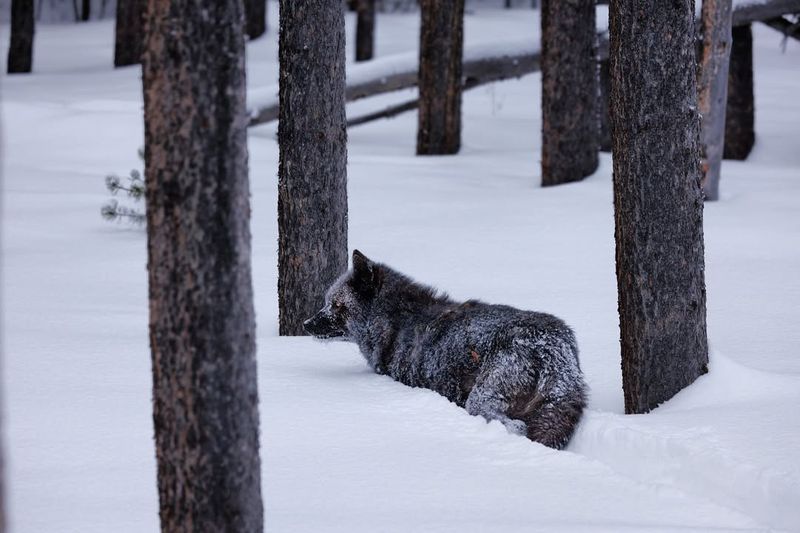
[762,15,800,40]
[247,0,800,129]
[346,36,611,128]
[248,38,551,127]
[732,0,800,26]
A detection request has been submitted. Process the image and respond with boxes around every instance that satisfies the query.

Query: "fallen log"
[732,0,800,26]
[346,37,609,128]
[248,39,549,127]
[761,15,800,40]
[346,73,488,128]
[252,37,608,128]
[248,0,799,128]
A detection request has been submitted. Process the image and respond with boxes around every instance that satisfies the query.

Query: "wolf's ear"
[352,249,381,297]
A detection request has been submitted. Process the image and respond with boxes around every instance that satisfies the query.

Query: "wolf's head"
[303,250,383,340]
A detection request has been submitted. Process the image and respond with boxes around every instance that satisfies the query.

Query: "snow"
[3,3,800,532]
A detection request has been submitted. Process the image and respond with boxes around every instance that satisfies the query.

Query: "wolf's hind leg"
[465,391,528,435]
[464,351,536,436]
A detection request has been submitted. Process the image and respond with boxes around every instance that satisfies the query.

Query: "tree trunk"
[598,57,612,152]
[81,0,90,21]
[278,0,348,336]
[245,0,266,40]
[114,0,144,67]
[355,0,375,62]
[0,95,6,533]
[416,0,465,155]
[142,0,264,529]
[698,0,733,201]
[540,0,598,186]
[609,0,709,414]
[724,24,755,160]
[7,0,34,74]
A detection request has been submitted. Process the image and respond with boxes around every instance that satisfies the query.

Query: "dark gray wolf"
[304,250,587,449]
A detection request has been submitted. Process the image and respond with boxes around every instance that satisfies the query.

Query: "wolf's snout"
[304,311,345,339]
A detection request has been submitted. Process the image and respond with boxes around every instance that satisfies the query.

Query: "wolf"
[304,250,588,449]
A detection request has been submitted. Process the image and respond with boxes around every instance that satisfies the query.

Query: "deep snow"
[2,3,799,532]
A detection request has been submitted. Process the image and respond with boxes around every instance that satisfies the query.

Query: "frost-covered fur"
[304,250,588,449]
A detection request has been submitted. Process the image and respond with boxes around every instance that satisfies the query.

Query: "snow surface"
[2,4,800,533]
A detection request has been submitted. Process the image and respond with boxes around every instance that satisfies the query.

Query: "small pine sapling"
[102,149,145,225]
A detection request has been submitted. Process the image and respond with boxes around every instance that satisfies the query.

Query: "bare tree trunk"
[540,0,598,186]
[355,0,375,62]
[81,0,90,21]
[609,0,709,414]
[598,57,612,152]
[698,0,733,201]
[278,0,348,336]
[142,0,264,529]
[416,0,465,155]
[244,0,266,40]
[0,92,6,533]
[7,0,34,74]
[724,23,755,160]
[114,0,144,67]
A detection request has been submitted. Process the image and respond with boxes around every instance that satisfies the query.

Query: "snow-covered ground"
[3,4,800,532]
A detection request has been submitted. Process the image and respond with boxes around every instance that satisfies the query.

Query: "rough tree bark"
[724,24,755,160]
[7,0,34,74]
[81,0,90,21]
[0,96,5,533]
[245,0,266,40]
[540,0,598,186]
[598,57,612,152]
[417,0,465,155]
[355,0,375,62]
[114,0,144,67]
[609,0,709,414]
[698,0,734,201]
[278,0,348,336]
[142,0,264,529]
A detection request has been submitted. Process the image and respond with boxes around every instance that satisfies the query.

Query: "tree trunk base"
[540,0,599,186]
[723,23,755,160]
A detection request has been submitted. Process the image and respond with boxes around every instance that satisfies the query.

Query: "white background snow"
[2,2,799,532]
